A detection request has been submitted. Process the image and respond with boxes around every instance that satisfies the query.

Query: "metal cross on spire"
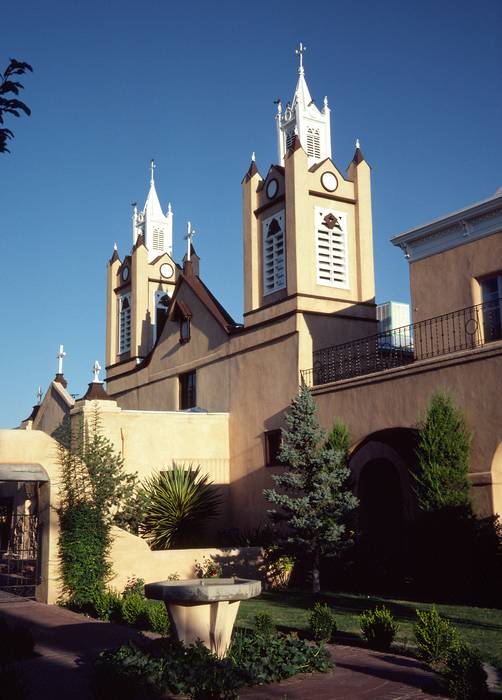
[57,345,66,375]
[36,386,43,405]
[150,158,156,185]
[295,42,307,74]
[92,360,102,383]
[184,221,196,262]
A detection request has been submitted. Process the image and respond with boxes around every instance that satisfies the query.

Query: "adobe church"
[3,45,502,601]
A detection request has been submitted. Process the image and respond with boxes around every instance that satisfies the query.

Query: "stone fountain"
[145,577,261,657]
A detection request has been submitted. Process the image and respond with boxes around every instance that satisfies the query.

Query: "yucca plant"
[140,465,222,549]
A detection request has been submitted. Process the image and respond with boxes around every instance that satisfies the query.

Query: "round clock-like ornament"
[160,262,174,279]
[321,171,338,193]
[121,266,129,282]
[266,178,278,200]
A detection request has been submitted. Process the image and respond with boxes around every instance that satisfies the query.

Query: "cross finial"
[295,42,306,74]
[57,345,66,375]
[36,386,43,405]
[150,159,156,185]
[356,138,361,150]
[184,221,196,262]
[92,360,102,383]
[251,151,256,162]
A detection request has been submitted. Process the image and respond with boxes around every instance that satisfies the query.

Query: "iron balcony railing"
[302,298,502,387]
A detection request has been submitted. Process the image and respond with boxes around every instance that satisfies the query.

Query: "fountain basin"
[145,577,261,657]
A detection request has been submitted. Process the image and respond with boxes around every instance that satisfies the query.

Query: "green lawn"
[236,590,502,673]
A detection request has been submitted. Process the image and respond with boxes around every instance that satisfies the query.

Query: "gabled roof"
[169,264,241,334]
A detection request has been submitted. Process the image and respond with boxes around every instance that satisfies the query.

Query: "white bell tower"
[133,160,173,261]
[276,43,332,167]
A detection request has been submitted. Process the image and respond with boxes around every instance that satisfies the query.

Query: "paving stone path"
[0,593,448,699]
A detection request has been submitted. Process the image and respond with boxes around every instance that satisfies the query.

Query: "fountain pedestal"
[145,577,261,657]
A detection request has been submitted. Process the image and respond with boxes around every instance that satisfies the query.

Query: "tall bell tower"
[106,162,178,372]
[242,45,377,348]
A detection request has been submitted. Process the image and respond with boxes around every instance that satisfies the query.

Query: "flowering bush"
[194,557,222,578]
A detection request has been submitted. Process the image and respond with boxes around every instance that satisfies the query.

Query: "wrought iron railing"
[302,298,502,387]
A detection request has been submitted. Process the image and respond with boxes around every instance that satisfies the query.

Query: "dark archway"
[358,458,404,555]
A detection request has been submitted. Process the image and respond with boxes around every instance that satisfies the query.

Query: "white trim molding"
[391,192,502,263]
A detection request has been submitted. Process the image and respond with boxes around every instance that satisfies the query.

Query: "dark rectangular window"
[179,371,196,410]
[480,275,502,342]
[265,429,284,467]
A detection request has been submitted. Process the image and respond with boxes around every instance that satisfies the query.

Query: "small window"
[154,291,169,342]
[179,371,196,410]
[153,226,164,250]
[480,274,502,342]
[285,129,295,151]
[180,317,191,344]
[265,429,284,467]
[315,207,349,289]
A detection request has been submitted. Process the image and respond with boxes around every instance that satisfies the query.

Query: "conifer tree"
[414,392,472,513]
[264,384,358,593]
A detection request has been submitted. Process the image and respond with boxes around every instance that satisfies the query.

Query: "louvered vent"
[119,294,131,353]
[306,128,321,159]
[153,227,164,250]
[315,207,348,288]
[263,211,286,295]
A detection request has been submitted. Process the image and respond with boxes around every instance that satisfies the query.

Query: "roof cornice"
[391,193,502,262]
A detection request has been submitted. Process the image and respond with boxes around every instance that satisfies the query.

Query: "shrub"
[120,592,149,629]
[92,589,123,622]
[360,606,399,651]
[144,600,170,636]
[123,576,145,596]
[229,629,332,684]
[93,643,165,700]
[140,465,222,549]
[309,602,337,642]
[414,606,458,666]
[254,613,276,639]
[442,639,488,700]
[194,556,222,579]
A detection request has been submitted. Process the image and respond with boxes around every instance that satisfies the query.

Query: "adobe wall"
[410,231,502,323]
[312,340,502,517]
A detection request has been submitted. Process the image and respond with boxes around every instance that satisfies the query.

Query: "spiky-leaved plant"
[264,384,358,593]
[140,465,222,549]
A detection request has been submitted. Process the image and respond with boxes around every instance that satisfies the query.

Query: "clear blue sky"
[1,0,501,427]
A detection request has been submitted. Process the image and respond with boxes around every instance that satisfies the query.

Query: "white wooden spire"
[132,160,173,260]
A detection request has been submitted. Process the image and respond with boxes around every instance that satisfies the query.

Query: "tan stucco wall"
[410,231,502,322]
[109,526,262,592]
[312,341,502,518]
[0,430,62,603]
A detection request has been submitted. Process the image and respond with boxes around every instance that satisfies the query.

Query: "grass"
[236,589,502,674]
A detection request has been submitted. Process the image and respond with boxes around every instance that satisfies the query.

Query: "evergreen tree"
[326,420,351,468]
[264,384,358,593]
[414,392,472,513]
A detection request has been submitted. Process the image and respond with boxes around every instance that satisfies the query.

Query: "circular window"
[160,263,174,279]
[266,178,279,200]
[121,266,129,282]
[321,171,338,193]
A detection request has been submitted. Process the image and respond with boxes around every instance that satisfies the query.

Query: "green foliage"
[0,58,33,154]
[93,625,332,699]
[143,600,170,636]
[229,629,332,685]
[140,465,222,549]
[123,576,145,596]
[415,392,472,512]
[91,589,123,622]
[254,612,276,638]
[308,602,337,642]
[0,617,34,661]
[194,556,222,578]
[264,384,358,593]
[58,501,111,603]
[57,409,146,604]
[326,420,351,467]
[359,606,399,651]
[120,592,150,628]
[414,606,459,665]
[442,639,488,700]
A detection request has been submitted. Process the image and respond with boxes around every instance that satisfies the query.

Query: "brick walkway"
[0,593,447,699]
